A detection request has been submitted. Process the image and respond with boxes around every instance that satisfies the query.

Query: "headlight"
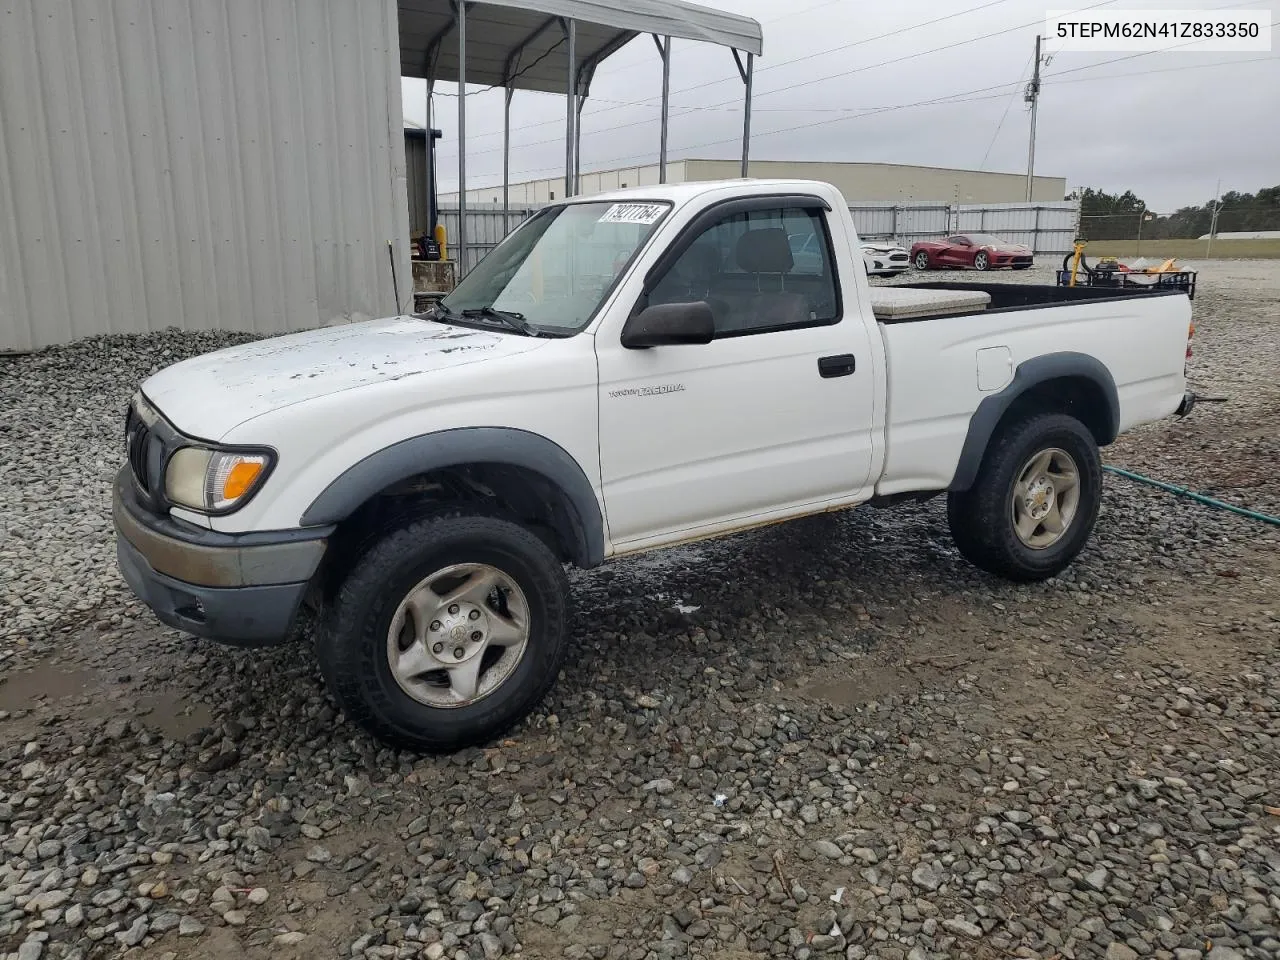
[165,446,273,513]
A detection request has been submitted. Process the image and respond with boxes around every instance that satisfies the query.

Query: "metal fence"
[438,204,539,274]
[438,199,1082,275]
[850,201,1079,254]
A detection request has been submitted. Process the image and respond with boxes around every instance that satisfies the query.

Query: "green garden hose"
[1104,465,1280,527]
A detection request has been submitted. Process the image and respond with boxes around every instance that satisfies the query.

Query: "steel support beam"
[457,2,467,271]
[575,96,586,195]
[653,35,671,183]
[503,87,513,230]
[563,19,577,197]
[733,50,754,177]
[425,78,434,236]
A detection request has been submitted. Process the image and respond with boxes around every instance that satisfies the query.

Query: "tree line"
[1068,184,1280,240]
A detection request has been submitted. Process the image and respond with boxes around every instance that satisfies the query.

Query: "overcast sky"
[403,0,1279,212]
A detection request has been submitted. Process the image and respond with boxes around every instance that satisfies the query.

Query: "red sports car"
[910,234,1034,271]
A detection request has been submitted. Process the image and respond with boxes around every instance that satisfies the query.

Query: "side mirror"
[621,301,715,349]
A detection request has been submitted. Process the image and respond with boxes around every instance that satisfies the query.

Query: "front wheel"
[947,413,1102,582]
[973,251,990,271]
[316,510,570,752]
[914,251,930,270]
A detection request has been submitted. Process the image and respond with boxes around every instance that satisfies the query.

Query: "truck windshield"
[439,200,671,335]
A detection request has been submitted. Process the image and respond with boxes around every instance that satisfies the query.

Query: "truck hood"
[142,316,545,440]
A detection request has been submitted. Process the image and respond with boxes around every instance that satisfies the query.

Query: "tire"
[914,251,930,270]
[316,509,570,752]
[947,413,1102,582]
[973,250,990,271]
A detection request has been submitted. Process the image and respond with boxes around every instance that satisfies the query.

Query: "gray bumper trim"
[112,467,329,588]
[116,536,307,647]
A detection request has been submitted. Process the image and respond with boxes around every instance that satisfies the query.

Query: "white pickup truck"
[113,178,1196,751]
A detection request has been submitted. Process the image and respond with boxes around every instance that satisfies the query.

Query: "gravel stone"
[911,865,942,892]
[179,917,205,937]
[2,262,1279,960]
[942,918,981,939]
[813,840,843,860]
[1083,866,1109,891]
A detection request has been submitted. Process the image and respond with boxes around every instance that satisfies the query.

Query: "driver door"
[940,236,970,267]
[594,198,878,549]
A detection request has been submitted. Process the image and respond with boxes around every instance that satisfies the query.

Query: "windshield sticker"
[598,203,665,225]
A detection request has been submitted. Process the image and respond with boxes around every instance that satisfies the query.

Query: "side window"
[947,235,969,246]
[647,206,840,337]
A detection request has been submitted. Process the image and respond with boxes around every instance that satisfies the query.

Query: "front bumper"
[112,467,331,646]
[994,254,1034,268]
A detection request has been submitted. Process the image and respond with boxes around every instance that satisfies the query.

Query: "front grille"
[889,253,909,262]
[126,412,153,494]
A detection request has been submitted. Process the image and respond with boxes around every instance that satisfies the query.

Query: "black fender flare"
[300,427,605,567]
[948,352,1119,492]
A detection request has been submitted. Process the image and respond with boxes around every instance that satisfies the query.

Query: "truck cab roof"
[555,177,841,208]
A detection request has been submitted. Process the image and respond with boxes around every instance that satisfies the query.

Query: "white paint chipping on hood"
[141,317,547,440]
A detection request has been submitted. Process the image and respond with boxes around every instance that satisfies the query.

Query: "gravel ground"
[1,262,1278,960]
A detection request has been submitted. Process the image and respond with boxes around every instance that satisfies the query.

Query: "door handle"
[818,354,857,378]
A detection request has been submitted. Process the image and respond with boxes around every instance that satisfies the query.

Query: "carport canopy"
[397,0,764,270]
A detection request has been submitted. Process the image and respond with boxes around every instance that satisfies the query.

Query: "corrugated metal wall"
[955,202,1079,254]
[0,0,409,353]
[438,203,540,274]
[851,201,1079,254]
[448,200,1081,271]
[849,203,952,245]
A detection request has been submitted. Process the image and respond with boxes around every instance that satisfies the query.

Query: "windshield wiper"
[420,301,463,325]
[461,306,541,337]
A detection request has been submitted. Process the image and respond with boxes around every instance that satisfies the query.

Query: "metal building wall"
[688,159,1068,205]
[0,0,409,353]
[445,160,1068,207]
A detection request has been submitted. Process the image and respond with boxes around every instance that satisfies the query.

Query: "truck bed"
[874,282,1192,497]
[878,280,1188,323]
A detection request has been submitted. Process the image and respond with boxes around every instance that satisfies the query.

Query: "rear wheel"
[316,509,570,752]
[914,251,930,270]
[973,251,990,271]
[947,413,1102,582]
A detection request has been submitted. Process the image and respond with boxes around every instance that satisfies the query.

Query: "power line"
[439,0,1035,144]
[438,0,1273,154]
[436,1,1117,165]
[438,28,1271,170]
[551,0,856,80]
[431,37,567,98]
[434,0,1278,184]
[979,50,1035,170]
[441,54,1279,190]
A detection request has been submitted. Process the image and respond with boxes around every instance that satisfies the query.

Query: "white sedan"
[861,239,911,276]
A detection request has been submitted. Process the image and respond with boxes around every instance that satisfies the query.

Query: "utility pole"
[1206,179,1222,257]
[1024,34,1042,203]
